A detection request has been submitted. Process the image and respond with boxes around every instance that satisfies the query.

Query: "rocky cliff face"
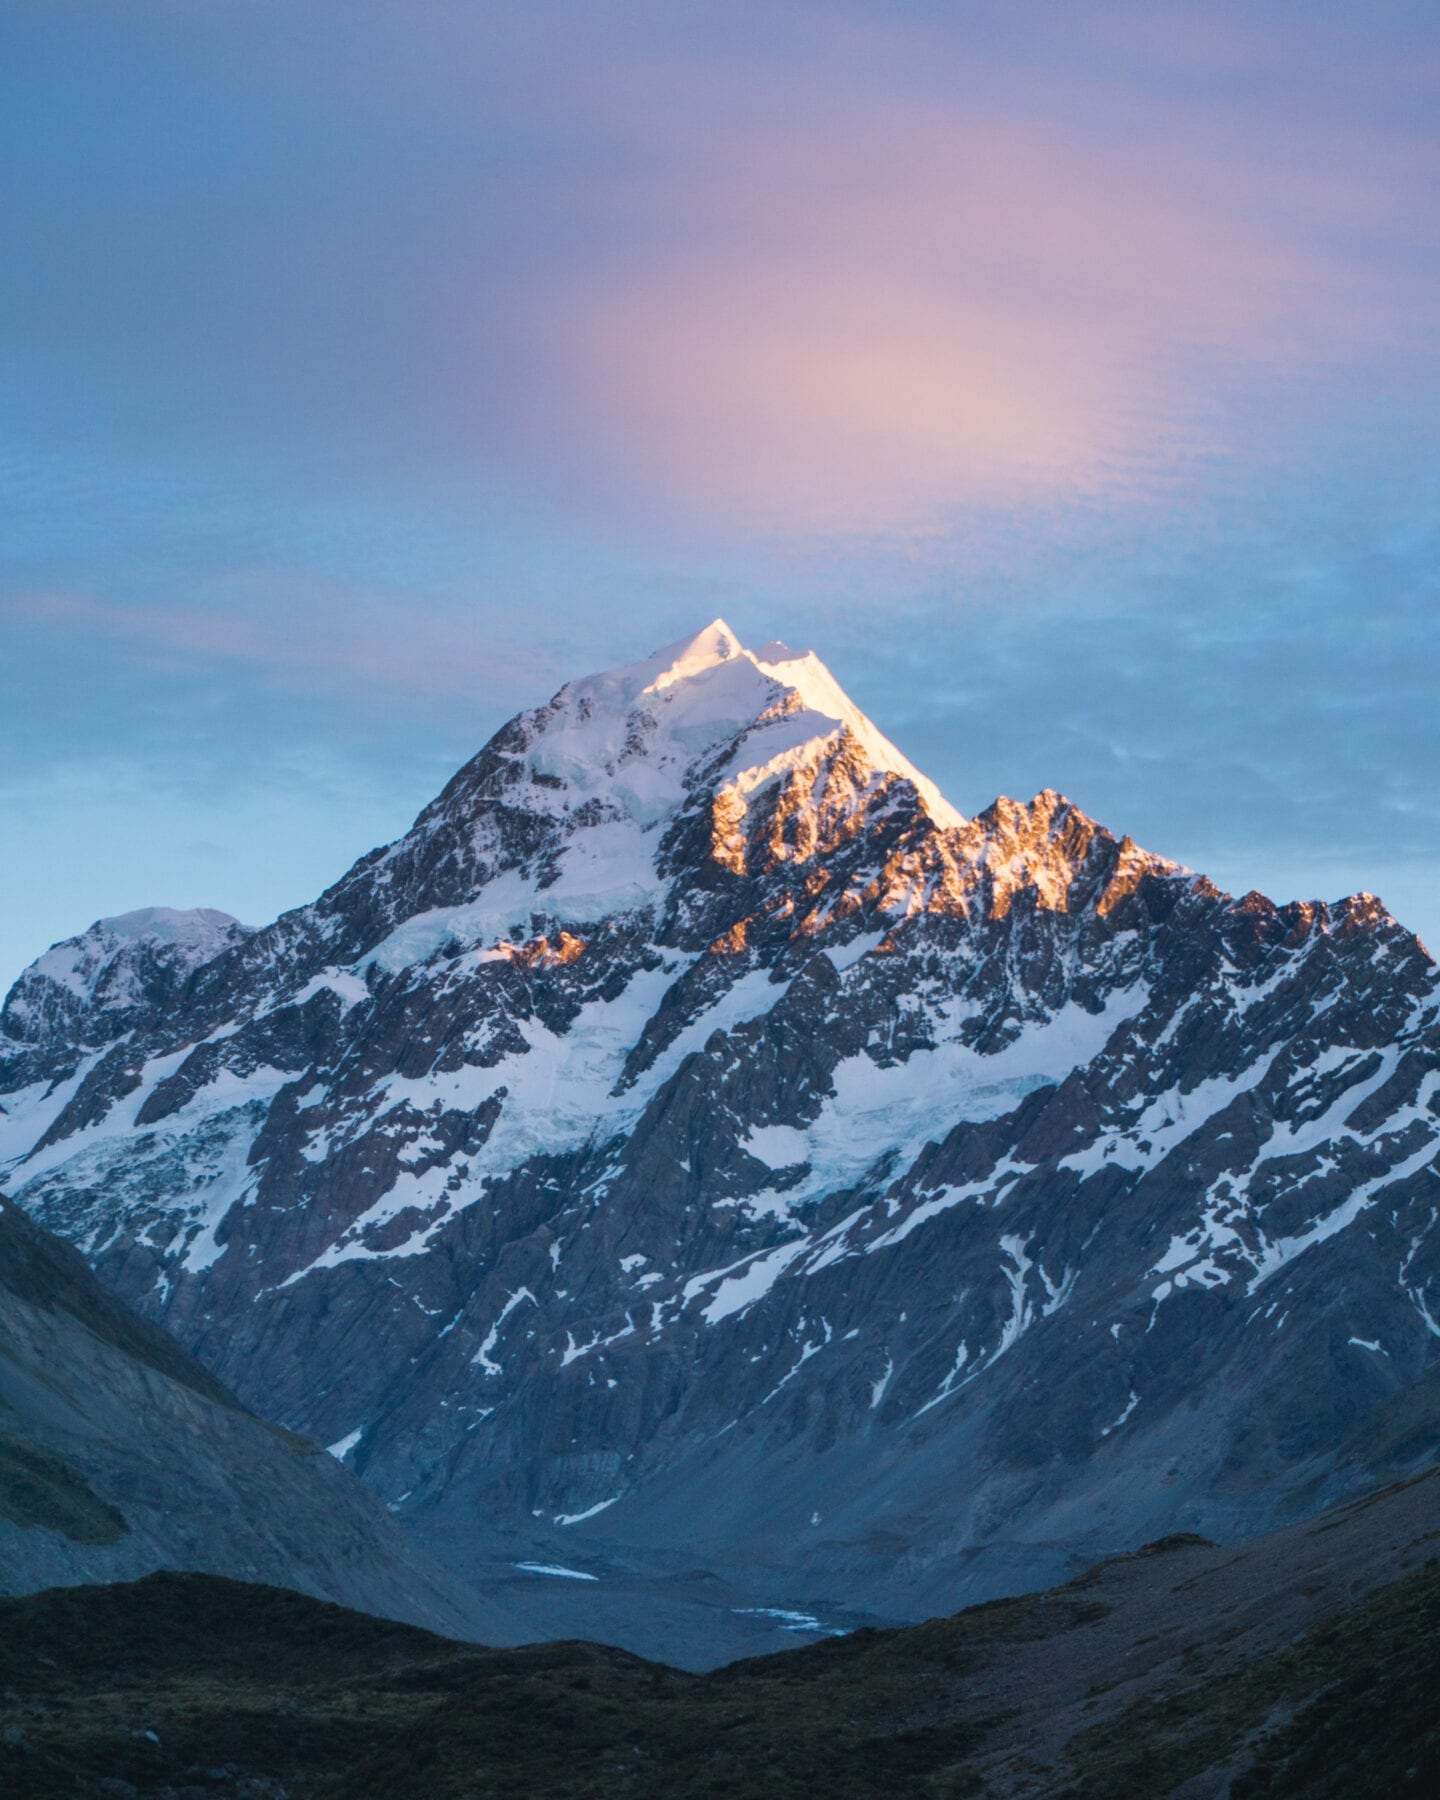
[2,621,1436,1640]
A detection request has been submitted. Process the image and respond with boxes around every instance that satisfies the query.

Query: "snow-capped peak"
[28,908,252,995]
[642,617,746,687]
[523,619,965,833]
[84,906,248,951]
[328,621,973,972]
[2,907,255,1055]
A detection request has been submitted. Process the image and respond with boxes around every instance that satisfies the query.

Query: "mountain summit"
[489,616,963,834]
[2,624,1436,1661]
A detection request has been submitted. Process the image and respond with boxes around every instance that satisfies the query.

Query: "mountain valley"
[3,1470,1436,1798]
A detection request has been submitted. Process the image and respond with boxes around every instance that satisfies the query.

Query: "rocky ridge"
[2,621,1436,1649]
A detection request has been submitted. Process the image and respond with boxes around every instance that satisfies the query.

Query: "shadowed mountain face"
[2,621,1437,1652]
[1,1472,1436,1798]
[0,1195,509,1643]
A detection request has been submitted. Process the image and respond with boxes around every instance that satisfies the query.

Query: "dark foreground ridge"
[0,1196,500,1643]
[2,1471,1436,1800]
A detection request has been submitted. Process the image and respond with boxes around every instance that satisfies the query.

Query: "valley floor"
[1,1471,1436,1799]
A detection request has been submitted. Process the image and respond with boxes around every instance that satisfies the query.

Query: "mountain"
[1,906,255,1075]
[0,1192,513,1642]
[3,1470,1436,1797]
[2,620,1437,1660]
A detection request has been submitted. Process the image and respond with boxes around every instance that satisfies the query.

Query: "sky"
[2,0,1438,990]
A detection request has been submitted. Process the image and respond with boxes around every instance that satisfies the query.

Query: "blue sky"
[3,0,1437,989]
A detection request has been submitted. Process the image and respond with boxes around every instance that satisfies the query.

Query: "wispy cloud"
[2,588,570,712]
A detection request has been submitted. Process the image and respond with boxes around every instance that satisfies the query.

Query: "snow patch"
[473,1288,536,1374]
[1102,1391,1140,1436]
[698,1238,809,1325]
[555,1497,619,1526]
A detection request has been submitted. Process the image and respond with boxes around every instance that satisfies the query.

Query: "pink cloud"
[491,30,1438,528]
[12,3,1432,542]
